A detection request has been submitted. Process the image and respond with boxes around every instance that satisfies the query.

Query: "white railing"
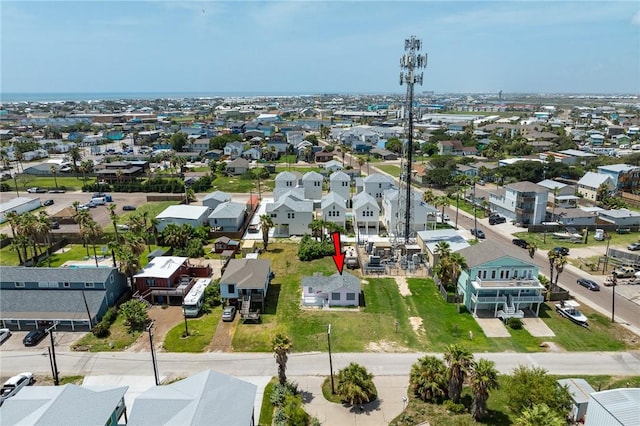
[512,295,545,303]
[471,294,506,304]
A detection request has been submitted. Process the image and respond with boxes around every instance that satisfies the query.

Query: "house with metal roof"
[329,171,351,200]
[301,271,360,307]
[584,388,640,426]
[0,197,42,224]
[0,384,128,426]
[321,192,347,229]
[577,172,615,202]
[202,190,232,210]
[128,370,257,426]
[0,266,127,331]
[358,173,395,205]
[325,159,344,173]
[597,208,640,227]
[302,171,324,200]
[417,229,471,267]
[557,378,596,423]
[352,191,380,234]
[456,240,545,320]
[208,201,247,231]
[155,205,212,232]
[265,193,313,236]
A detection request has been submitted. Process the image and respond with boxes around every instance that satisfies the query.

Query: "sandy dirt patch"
[366,340,410,352]
[540,341,565,352]
[409,317,424,334]
[395,277,411,296]
[126,306,184,352]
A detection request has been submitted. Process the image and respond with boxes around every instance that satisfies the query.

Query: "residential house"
[325,159,344,173]
[557,378,596,424]
[437,140,455,155]
[0,384,128,426]
[226,157,250,176]
[382,189,437,235]
[589,133,605,146]
[273,171,302,201]
[204,149,223,159]
[597,208,640,227]
[352,191,380,234]
[223,141,246,159]
[577,172,615,202]
[301,272,360,307]
[416,229,470,267]
[584,388,640,426]
[321,192,347,229]
[265,193,313,236]
[208,201,247,231]
[302,171,323,200]
[360,173,395,204]
[489,181,549,225]
[242,146,262,160]
[128,370,257,426]
[537,179,578,209]
[597,164,640,192]
[455,164,477,178]
[456,240,546,319]
[202,190,232,210]
[370,148,398,161]
[133,256,212,304]
[0,197,42,224]
[185,136,210,153]
[213,236,240,254]
[329,171,351,201]
[155,205,212,232]
[0,267,127,331]
[219,258,271,311]
[551,208,597,226]
[314,151,334,163]
[265,139,288,158]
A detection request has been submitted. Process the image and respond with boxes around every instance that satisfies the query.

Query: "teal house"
[456,241,545,320]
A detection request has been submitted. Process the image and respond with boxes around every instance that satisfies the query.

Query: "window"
[331,292,340,300]
[491,270,496,279]
[308,287,313,293]
[271,213,277,218]
[314,181,320,187]
[227,284,235,294]
[15,282,25,288]
[342,182,348,187]
[63,282,70,288]
[346,293,356,301]
[287,212,295,219]
[85,282,95,288]
[146,279,156,286]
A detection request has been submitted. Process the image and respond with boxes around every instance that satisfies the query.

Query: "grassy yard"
[72,315,141,352]
[512,230,640,252]
[375,164,401,177]
[13,175,87,192]
[258,378,277,426]
[211,175,274,193]
[163,308,222,352]
[449,198,489,219]
[0,243,92,267]
[117,201,177,224]
[392,374,640,426]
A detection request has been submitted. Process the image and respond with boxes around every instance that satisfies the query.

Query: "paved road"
[2,349,640,379]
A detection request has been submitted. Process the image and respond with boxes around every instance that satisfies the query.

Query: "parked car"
[23,329,47,346]
[43,199,54,206]
[0,328,11,344]
[221,306,237,322]
[122,205,136,211]
[471,229,485,239]
[577,278,600,291]
[1,372,34,404]
[77,204,90,211]
[512,238,529,249]
[628,242,640,251]
[27,187,47,193]
[489,215,506,225]
[614,266,636,278]
[48,189,66,193]
[50,221,60,230]
[553,247,569,256]
[117,224,130,231]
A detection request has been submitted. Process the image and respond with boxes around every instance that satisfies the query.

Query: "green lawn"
[163,309,222,352]
[258,379,277,426]
[13,175,88,192]
[72,315,141,352]
[210,175,274,193]
[376,164,401,177]
[449,198,489,219]
[0,243,92,267]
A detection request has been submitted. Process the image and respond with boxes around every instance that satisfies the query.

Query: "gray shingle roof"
[202,190,231,202]
[456,240,535,268]
[321,192,347,209]
[208,201,246,219]
[0,266,117,284]
[329,171,350,182]
[220,259,271,290]
[506,181,546,193]
[301,272,360,293]
[352,192,378,210]
[1,288,106,319]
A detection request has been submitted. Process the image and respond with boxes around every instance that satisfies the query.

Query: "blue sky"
[1,1,639,95]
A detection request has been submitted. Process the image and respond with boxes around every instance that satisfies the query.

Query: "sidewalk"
[294,375,408,426]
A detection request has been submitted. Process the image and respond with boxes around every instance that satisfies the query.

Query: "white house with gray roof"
[382,189,437,235]
[208,201,247,231]
[128,370,256,426]
[202,190,232,210]
[0,266,127,330]
[489,181,548,225]
[456,240,545,319]
[352,192,380,234]
[273,171,302,201]
[597,208,640,227]
[325,159,344,173]
[577,172,615,202]
[329,171,351,200]
[302,171,324,200]
[584,388,640,426]
[359,173,395,204]
[301,271,360,307]
[321,192,347,229]
[219,258,272,309]
[1,384,128,426]
[265,193,313,236]
[155,205,212,232]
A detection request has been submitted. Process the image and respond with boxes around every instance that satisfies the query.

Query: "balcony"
[472,277,544,290]
[511,294,545,304]
[515,204,534,213]
[471,294,506,304]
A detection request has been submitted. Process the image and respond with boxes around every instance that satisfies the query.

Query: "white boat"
[555,300,588,327]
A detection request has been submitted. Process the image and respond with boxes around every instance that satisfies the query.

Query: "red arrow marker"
[331,231,345,275]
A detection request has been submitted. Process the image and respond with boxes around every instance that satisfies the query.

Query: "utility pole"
[611,272,617,323]
[147,321,160,386]
[47,322,60,385]
[327,324,335,394]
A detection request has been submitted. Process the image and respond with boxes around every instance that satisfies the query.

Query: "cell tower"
[395,36,427,246]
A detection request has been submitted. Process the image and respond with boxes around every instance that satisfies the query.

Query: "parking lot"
[0,328,86,353]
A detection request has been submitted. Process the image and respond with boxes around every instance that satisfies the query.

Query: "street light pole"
[611,272,617,323]
[147,321,159,386]
[182,297,189,337]
[47,322,60,385]
[327,324,335,394]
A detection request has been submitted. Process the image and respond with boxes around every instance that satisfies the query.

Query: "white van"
[90,196,107,206]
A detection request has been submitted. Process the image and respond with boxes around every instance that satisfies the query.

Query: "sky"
[1,1,639,95]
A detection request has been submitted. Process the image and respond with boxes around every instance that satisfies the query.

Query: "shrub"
[507,317,523,330]
[120,299,149,332]
[92,322,110,338]
[444,400,466,414]
[297,235,334,261]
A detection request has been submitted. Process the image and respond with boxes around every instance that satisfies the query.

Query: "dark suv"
[553,247,569,256]
[512,238,529,249]
[489,215,506,225]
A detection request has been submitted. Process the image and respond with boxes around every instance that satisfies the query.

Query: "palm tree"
[433,195,449,224]
[553,254,567,290]
[336,362,377,406]
[410,355,447,402]
[527,242,537,259]
[115,245,141,289]
[259,214,274,251]
[449,252,468,306]
[35,211,53,266]
[50,165,59,189]
[272,333,292,386]
[547,250,557,292]
[308,218,325,241]
[69,146,81,172]
[5,211,24,264]
[357,157,364,175]
[453,175,468,229]
[85,219,104,267]
[107,204,119,241]
[469,358,500,421]
[422,189,436,205]
[443,343,473,404]
[515,403,565,426]
[434,241,451,260]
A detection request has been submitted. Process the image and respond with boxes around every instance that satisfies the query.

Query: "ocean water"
[0,91,323,103]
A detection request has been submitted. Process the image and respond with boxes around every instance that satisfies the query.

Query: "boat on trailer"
[555,300,588,327]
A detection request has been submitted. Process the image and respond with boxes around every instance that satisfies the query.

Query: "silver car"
[0,328,11,345]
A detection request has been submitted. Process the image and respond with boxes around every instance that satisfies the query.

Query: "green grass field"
[375,164,401,177]
[163,309,222,352]
[13,175,88,192]
[72,315,141,352]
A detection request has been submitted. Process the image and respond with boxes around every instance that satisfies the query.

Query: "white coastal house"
[352,191,380,234]
[382,189,437,235]
[489,181,549,225]
[301,271,360,307]
[358,173,395,204]
[321,192,347,229]
[265,192,314,236]
[207,201,246,231]
[155,205,212,232]
[302,171,324,200]
[329,171,351,201]
[273,171,302,201]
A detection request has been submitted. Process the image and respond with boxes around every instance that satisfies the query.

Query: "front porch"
[468,279,545,320]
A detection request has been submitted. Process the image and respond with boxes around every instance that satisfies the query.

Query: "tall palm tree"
[434,241,451,260]
[433,195,450,225]
[272,333,292,386]
[259,214,274,251]
[85,219,104,267]
[358,157,365,175]
[546,250,557,292]
[553,254,567,290]
[527,242,537,259]
[35,211,53,267]
[422,189,436,205]
[5,211,24,264]
[443,344,473,404]
[107,204,119,240]
[469,358,500,421]
[336,362,377,406]
[308,218,325,241]
[69,146,81,172]
[410,355,447,402]
[453,175,468,229]
[50,165,59,189]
